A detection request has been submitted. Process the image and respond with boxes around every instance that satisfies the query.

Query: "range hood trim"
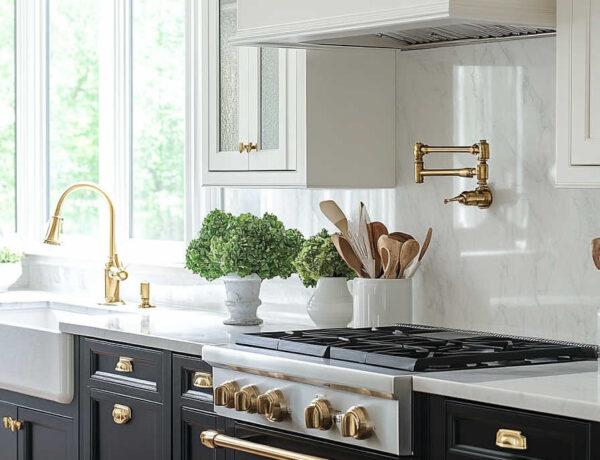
[231,0,556,50]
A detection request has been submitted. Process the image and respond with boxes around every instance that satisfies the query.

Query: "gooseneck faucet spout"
[44,182,128,305]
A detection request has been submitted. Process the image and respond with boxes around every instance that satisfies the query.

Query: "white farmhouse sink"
[0,301,125,403]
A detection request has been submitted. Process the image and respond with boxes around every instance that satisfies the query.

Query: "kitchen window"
[0,0,15,237]
[12,0,198,264]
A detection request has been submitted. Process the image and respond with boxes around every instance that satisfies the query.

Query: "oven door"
[200,422,401,460]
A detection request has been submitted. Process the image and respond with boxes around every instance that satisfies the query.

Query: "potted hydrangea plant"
[0,247,22,292]
[186,210,303,325]
[294,229,356,327]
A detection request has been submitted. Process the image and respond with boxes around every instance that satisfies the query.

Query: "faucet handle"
[108,266,129,281]
[444,193,466,205]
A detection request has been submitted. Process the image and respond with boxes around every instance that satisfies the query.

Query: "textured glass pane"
[49,0,100,236]
[260,48,279,150]
[0,0,15,236]
[132,0,185,241]
[219,0,238,152]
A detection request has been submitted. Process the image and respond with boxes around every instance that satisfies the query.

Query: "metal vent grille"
[381,23,555,50]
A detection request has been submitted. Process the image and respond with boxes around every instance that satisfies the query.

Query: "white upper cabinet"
[200,0,396,188]
[231,0,555,49]
[556,0,600,187]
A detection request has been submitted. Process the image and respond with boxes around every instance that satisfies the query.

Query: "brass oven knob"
[304,399,333,430]
[341,406,373,439]
[256,389,288,422]
[214,381,239,408]
[234,385,259,413]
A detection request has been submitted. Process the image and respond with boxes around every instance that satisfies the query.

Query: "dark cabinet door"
[174,406,225,460]
[82,387,167,460]
[0,401,17,460]
[17,408,75,460]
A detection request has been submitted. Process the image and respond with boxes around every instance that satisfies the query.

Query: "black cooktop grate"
[236,325,598,372]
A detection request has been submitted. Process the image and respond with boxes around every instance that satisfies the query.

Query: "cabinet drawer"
[173,354,213,404]
[82,338,164,399]
[444,399,590,460]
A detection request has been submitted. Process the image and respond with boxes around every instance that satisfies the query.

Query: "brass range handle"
[112,404,132,425]
[200,430,327,460]
[115,357,133,373]
[495,429,527,450]
[2,416,23,432]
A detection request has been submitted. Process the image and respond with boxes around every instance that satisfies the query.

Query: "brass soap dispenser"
[414,139,493,209]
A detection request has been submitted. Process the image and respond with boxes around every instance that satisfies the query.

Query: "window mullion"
[99,0,131,246]
[15,0,48,243]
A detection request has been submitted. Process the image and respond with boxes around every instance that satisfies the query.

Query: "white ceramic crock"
[307,277,353,328]
[222,273,263,326]
[0,263,22,292]
[350,278,412,328]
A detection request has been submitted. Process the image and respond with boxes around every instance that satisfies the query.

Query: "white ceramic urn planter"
[307,277,353,328]
[222,273,263,326]
[0,263,22,292]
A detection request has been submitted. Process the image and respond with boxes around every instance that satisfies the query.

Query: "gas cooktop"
[236,324,598,372]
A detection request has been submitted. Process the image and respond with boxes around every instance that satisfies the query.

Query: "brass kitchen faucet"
[414,139,493,208]
[44,182,128,304]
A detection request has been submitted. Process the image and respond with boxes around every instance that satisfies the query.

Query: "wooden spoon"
[378,235,401,279]
[369,222,388,277]
[320,201,349,236]
[592,238,600,270]
[389,231,415,243]
[398,239,420,279]
[332,233,366,277]
[418,227,433,262]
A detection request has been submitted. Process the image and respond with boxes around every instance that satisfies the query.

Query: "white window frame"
[14,0,222,267]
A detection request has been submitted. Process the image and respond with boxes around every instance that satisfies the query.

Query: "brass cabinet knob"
[341,406,372,439]
[2,416,22,432]
[256,389,287,422]
[304,399,333,430]
[234,385,259,413]
[238,142,259,153]
[214,381,239,408]
[115,357,133,373]
[192,372,213,389]
[112,404,132,425]
[496,429,527,450]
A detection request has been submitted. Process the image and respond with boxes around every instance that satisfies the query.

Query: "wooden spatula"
[369,222,388,277]
[398,239,420,279]
[378,234,401,279]
[418,227,433,262]
[593,238,600,270]
[332,233,366,277]
[320,200,349,236]
[389,231,415,243]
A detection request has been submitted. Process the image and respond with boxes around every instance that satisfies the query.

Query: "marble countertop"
[0,290,315,355]
[413,361,600,422]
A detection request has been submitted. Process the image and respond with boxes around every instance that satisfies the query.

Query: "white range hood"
[231,0,556,50]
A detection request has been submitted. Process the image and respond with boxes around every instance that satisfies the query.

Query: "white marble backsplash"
[20,37,600,345]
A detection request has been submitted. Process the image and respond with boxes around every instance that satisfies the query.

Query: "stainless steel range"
[202,324,597,458]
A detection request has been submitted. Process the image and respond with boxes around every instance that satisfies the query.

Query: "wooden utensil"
[418,227,433,262]
[357,202,376,278]
[389,231,415,243]
[398,239,420,279]
[332,233,366,277]
[369,222,388,277]
[403,258,420,279]
[378,234,401,279]
[319,200,349,236]
[593,238,600,270]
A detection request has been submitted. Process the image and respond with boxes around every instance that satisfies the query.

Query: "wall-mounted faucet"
[414,140,493,209]
[43,182,128,305]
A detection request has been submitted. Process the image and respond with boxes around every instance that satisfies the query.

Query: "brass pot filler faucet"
[414,139,493,208]
[43,182,129,305]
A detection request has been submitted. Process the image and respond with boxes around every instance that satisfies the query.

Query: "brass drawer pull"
[193,372,213,389]
[112,404,132,425]
[115,357,133,373]
[2,417,23,432]
[200,430,326,460]
[496,428,527,450]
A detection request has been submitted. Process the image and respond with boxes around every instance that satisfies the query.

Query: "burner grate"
[236,326,598,372]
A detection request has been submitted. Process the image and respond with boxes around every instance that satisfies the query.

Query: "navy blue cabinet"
[0,401,17,460]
